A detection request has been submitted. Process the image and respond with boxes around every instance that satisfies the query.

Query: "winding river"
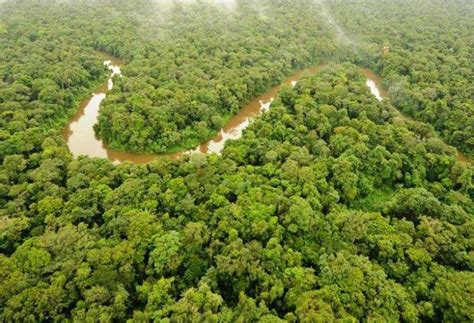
[63,61,324,164]
[63,58,468,164]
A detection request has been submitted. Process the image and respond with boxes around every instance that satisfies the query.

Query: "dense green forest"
[0,0,473,321]
[95,0,474,156]
[95,1,340,153]
[328,0,474,156]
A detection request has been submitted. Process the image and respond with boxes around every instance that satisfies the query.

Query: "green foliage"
[0,0,473,321]
[94,1,342,153]
[329,0,474,155]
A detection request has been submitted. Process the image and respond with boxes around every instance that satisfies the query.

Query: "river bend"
[63,59,467,164]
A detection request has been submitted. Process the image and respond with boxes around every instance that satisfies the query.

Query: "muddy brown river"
[63,59,469,164]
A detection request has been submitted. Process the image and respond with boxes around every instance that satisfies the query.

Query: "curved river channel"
[63,58,468,164]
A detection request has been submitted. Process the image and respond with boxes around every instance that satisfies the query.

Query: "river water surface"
[63,60,468,164]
